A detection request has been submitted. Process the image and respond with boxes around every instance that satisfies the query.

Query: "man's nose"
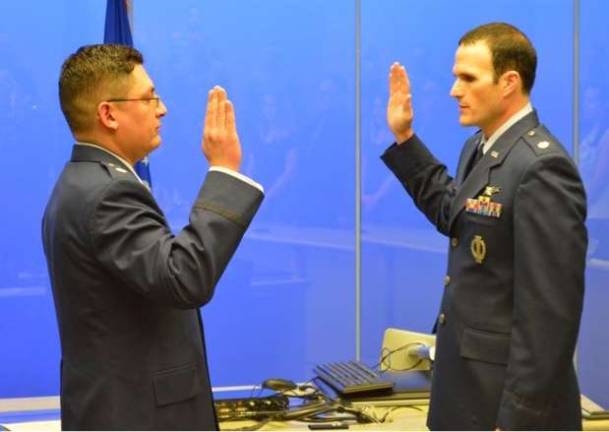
[157,99,168,117]
[450,80,462,98]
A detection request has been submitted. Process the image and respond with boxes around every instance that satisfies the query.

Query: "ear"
[97,101,119,131]
[500,71,522,97]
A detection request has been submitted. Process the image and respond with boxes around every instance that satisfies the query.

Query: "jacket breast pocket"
[460,327,510,365]
[152,363,204,407]
[464,212,501,227]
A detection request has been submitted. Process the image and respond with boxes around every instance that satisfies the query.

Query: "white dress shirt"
[480,103,533,154]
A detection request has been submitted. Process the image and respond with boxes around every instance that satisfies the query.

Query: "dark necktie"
[465,141,484,179]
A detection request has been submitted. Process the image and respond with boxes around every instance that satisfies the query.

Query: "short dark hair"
[59,44,143,133]
[459,22,537,94]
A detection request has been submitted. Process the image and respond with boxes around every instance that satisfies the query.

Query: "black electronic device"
[308,421,350,430]
[214,394,289,421]
[313,361,393,396]
[262,378,298,392]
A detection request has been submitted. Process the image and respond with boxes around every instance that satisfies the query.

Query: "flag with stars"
[104,0,152,189]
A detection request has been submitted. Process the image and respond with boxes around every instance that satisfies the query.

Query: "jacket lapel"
[448,111,540,232]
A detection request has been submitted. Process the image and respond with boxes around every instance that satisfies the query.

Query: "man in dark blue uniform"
[42,44,264,430]
[382,23,587,430]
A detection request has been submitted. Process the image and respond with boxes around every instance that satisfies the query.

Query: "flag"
[104,0,152,189]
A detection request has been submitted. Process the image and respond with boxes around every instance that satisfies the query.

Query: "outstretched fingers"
[389,62,401,95]
[387,61,414,142]
[225,99,236,136]
[389,62,411,98]
[202,85,242,171]
[216,86,227,131]
[205,87,216,132]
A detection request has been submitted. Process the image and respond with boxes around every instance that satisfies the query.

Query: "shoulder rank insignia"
[107,162,128,174]
[465,185,502,218]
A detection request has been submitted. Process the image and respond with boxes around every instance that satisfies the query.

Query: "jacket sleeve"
[381,134,457,236]
[496,155,587,428]
[89,170,264,309]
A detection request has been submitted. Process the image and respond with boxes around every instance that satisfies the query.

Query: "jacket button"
[444,275,451,286]
[451,237,458,247]
[438,313,446,325]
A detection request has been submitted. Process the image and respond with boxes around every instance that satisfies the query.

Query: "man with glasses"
[42,44,264,430]
[383,23,586,429]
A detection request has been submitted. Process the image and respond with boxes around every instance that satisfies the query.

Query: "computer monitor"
[379,328,436,372]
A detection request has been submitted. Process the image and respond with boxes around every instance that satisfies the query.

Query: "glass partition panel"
[578,0,609,408]
[0,2,106,397]
[134,0,356,386]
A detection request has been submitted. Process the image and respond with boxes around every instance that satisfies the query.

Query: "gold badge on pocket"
[471,235,486,264]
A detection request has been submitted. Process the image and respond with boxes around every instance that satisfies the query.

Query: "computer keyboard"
[314,360,394,395]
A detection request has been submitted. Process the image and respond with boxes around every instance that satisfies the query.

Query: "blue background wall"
[578,0,609,409]
[0,0,606,408]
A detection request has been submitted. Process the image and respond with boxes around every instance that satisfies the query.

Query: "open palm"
[387,62,414,143]
[203,86,242,171]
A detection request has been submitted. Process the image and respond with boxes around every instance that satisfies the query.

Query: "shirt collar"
[481,102,533,154]
[75,141,145,185]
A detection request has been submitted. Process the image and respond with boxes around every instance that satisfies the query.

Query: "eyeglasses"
[106,95,162,107]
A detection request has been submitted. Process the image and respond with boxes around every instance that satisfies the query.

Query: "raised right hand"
[387,62,414,143]
[202,86,242,171]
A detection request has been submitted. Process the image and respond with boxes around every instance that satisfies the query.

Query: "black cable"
[225,418,273,431]
[376,405,419,423]
[221,371,397,427]
[373,342,428,372]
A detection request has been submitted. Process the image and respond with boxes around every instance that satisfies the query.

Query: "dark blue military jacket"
[42,145,263,430]
[382,111,587,430]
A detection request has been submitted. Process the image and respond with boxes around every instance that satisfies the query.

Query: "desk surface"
[219,403,428,431]
[5,404,609,431]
